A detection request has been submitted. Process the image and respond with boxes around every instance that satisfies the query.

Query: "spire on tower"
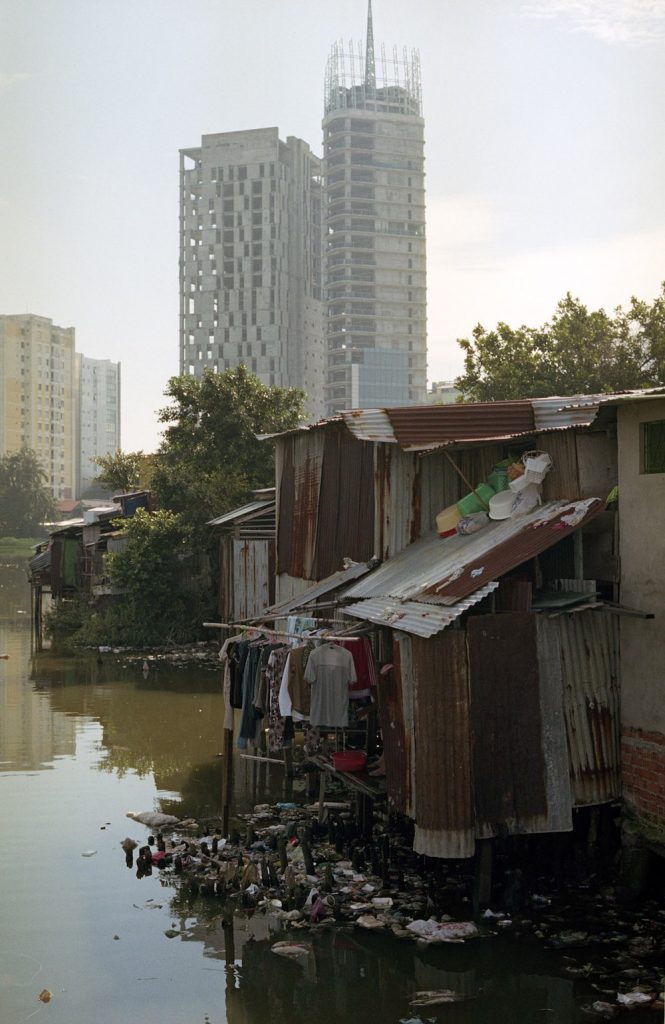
[365,0,376,96]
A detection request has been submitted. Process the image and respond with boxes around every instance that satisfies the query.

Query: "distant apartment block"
[76,355,121,495]
[427,380,460,404]
[179,128,325,420]
[0,314,77,499]
[322,2,427,414]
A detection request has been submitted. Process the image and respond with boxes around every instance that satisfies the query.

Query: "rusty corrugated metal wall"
[558,610,620,804]
[276,425,374,582]
[411,632,475,858]
[468,614,550,836]
[379,633,411,816]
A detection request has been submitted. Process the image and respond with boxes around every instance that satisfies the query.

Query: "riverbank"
[0,536,42,561]
[121,793,665,1021]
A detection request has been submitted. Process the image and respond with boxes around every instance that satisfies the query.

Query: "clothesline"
[203,621,363,642]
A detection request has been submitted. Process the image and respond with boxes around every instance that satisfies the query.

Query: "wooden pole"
[442,449,491,511]
[221,727,233,838]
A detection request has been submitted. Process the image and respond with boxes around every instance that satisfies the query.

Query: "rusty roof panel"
[341,408,397,443]
[344,498,605,606]
[386,401,535,449]
[411,632,475,859]
[425,499,605,605]
[469,614,549,835]
[558,610,620,805]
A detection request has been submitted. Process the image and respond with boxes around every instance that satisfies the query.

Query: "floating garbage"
[406,919,479,943]
[81,850,97,857]
[616,991,653,1007]
[410,990,472,1006]
[271,941,312,959]
[126,810,179,828]
[38,989,52,1003]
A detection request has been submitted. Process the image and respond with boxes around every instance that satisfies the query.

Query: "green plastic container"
[488,468,510,493]
[456,482,496,516]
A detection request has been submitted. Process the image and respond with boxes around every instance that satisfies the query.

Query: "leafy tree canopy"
[0,447,55,537]
[151,366,305,527]
[454,285,665,402]
[104,508,201,645]
[93,450,152,495]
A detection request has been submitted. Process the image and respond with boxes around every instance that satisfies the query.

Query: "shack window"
[641,419,665,474]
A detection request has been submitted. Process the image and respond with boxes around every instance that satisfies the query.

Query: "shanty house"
[261,391,664,860]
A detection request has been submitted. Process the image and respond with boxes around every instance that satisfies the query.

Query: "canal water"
[0,561,657,1024]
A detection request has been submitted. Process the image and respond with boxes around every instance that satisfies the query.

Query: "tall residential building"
[76,355,121,496]
[179,128,325,420]
[0,314,77,499]
[322,1,427,413]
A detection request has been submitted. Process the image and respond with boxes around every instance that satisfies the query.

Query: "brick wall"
[622,726,665,822]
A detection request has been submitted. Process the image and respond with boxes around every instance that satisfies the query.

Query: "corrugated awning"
[343,498,606,608]
[343,583,499,637]
[259,560,377,618]
[207,499,275,528]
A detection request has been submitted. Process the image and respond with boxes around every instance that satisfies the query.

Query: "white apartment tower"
[179,128,325,420]
[0,314,77,499]
[322,1,427,413]
[76,355,121,496]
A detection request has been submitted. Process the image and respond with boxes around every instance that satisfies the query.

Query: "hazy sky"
[2,0,664,451]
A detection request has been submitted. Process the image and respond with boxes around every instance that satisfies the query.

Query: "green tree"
[455,285,665,401]
[103,508,201,645]
[152,366,305,528]
[93,450,152,494]
[0,447,55,537]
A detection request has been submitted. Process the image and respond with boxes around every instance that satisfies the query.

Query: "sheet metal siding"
[276,433,324,580]
[379,635,409,815]
[469,615,548,835]
[394,632,415,819]
[386,401,535,447]
[276,440,295,576]
[558,611,620,805]
[535,431,581,502]
[374,446,419,561]
[411,633,475,859]
[314,425,374,579]
[535,618,574,833]
[233,539,271,620]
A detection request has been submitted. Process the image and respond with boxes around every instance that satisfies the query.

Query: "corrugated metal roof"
[207,499,275,528]
[340,408,397,443]
[386,401,535,449]
[532,388,665,431]
[260,559,377,618]
[343,583,498,637]
[344,498,605,606]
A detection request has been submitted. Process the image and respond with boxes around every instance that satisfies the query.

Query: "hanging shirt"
[304,642,356,728]
[337,637,378,699]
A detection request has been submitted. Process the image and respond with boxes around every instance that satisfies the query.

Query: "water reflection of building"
[0,640,77,771]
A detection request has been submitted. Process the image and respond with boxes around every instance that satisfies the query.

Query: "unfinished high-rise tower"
[179,129,325,419]
[322,1,427,413]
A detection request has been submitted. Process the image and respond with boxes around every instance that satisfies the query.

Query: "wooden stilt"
[221,727,233,838]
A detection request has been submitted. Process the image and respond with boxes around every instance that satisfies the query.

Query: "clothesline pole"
[203,621,362,642]
[221,726,233,837]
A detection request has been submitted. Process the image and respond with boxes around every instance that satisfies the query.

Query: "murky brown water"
[0,561,658,1024]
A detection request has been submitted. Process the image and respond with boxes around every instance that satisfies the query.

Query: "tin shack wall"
[410,631,475,859]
